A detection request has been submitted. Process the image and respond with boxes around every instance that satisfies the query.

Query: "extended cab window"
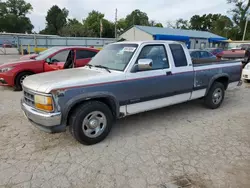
[76,50,97,59]
[51,50,70,62]
[169,44,188,67]
[136,45,169,70]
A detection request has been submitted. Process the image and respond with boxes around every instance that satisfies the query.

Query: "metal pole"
[242,17,249,41]
[115,8,117,39]
[133,15,135,40]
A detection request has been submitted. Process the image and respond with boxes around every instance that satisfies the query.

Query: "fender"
[205,73,229,95]
[60,91,120,126]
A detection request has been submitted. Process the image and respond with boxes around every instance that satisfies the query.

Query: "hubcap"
[212,88,222,104]
[82,111,107,138]
[20,75,27,85]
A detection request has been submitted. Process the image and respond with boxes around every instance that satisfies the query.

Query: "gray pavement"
[0,55,250,188]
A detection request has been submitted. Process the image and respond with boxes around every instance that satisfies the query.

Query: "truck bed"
[192,59,242,67]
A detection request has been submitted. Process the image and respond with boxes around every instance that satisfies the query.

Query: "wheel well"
[14,70,35,84]
[66,97,117,126]
[214,76,229,90]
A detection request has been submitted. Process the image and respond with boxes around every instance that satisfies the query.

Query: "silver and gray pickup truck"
[21,41,242,145]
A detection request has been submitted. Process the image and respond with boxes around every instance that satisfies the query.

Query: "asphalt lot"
[0,55,250,188]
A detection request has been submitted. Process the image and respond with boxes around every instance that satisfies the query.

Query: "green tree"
[211,15,234,38]
[175,19,190,29]
[228,0,250,40]
[125,9,150,27]
[0,0,33,33]
[83,10,115,38]
[83,10,104,37]
[149,20,163,27]
[41,5,69,35]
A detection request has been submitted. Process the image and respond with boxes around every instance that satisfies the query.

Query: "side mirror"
[45,58,52,64]
[137,59,153,71]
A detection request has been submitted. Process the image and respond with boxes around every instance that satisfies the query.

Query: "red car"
[0,46,99,91]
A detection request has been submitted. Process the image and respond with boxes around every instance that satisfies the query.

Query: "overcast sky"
[25,0,233,32]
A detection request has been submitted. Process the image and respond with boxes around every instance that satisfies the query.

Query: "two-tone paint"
[21,41,242,133]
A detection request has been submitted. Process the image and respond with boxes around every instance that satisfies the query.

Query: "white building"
[119,25,228,49]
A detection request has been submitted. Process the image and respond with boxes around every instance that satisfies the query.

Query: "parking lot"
[0,55,250,188]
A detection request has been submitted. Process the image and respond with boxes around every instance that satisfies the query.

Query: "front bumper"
[0,72,14,86]
[21,99,65,133]
[242,69,250,80]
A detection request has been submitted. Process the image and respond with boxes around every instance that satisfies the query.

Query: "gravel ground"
[0,55,250,188]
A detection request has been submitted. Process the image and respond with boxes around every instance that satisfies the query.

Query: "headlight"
[34,95,53,112]
[0,67,13,73]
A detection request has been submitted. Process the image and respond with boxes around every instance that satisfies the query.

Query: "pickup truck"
[21,41,242,145]
[0,46,99,90]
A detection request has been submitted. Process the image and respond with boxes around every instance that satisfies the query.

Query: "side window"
[51,50,70,62]
[207,52,213,57]
[200,51,207,58]
[76,50,97,59]
[137,45,169,70]
[191,51,199,58]
[169,44,188,67]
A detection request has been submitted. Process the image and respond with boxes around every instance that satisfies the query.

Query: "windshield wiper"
[93,65,111,73]
[85,64,93,69]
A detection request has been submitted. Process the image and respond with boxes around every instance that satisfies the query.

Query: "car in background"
[189,49,217,63]
[2,41,12,48]
[205,48,224,56]
[0,46,99,91]
[242,62,250,82]
[218,44,250,68]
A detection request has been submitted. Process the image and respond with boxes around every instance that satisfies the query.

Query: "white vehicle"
[242,63,250,82]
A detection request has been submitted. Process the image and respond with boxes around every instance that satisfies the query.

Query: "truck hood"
[23,67,122,93]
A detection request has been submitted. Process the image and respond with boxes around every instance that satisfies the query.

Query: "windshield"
[35,47,61,60]
[89,43,138,71]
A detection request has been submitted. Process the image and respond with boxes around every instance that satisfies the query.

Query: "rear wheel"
[14,72,33,91]
[69,101,114,145]
[204,82,225,109]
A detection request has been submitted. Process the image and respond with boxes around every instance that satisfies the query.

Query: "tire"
[14,72,33,91]
[69,101,114,145]
[204,82,225,109]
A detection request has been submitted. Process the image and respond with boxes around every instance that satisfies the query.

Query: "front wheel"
[69,101,114,145]
[204,82,225,109]
[14,72,33,91]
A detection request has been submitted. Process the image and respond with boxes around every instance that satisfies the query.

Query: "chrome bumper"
[21,99,62,128]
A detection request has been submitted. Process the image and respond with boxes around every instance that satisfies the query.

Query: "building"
[119,25,228,49]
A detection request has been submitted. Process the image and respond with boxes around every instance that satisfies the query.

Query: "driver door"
[44,49,70,72]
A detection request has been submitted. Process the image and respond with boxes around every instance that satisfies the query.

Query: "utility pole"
[115,8,118,39]
[243,16,249,41]
[133,15,135,40]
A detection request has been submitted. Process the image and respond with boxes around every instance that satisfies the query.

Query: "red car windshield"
[35,47,62,60]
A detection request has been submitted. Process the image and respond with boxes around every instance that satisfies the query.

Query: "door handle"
[166,71,172,76]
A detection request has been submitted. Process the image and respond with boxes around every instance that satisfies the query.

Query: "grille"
[23,90,35,107]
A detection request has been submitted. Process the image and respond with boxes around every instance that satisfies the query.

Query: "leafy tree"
[149,20,163,27]
[175,19,190,29]
[117,18,127,35]
[0,0,33,33]
[41,5,69,35]
[125,9,150,27]
[227,0,250,39]
[211,15,234,38]
[83,10,104,37]
[82,10,115,38]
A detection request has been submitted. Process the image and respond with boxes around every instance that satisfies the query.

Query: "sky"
[25,0,233,32]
